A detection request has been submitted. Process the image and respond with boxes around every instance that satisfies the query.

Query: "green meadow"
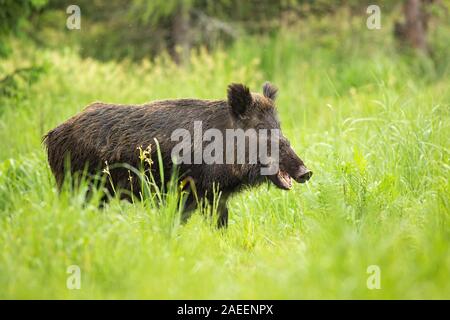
[0,11,449,299]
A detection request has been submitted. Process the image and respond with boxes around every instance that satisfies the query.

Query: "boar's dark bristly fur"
[43,83,311,227]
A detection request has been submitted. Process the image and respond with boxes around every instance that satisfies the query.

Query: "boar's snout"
[266,139,313,190]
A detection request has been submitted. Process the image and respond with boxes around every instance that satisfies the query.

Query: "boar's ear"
[227,83,252,116]
[262,82,278,101]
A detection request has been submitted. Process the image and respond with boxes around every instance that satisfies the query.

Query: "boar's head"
[227,82,312,190]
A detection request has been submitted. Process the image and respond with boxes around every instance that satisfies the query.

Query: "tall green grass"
[0,11,449,298]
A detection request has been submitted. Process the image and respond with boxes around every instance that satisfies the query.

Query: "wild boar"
[44,82,312,227]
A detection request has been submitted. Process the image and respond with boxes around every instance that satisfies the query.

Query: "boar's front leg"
[181,192,198,224]
[181,193,228,228]
[179,177,230,228]
[216,194,230,229]
[182,193,229,228]
[217,205,228,228]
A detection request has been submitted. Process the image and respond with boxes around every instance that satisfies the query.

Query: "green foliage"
[0,0,47,34]
[28,0,404,61]
[0,8,449,299]
[0,0,48,56]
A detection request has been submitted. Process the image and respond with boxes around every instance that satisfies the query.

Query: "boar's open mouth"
[268,170,292,190]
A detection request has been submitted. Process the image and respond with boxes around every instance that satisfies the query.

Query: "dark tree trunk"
[172,4,190,65]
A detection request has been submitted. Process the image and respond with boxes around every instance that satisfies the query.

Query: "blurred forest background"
[1,0,448,62]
